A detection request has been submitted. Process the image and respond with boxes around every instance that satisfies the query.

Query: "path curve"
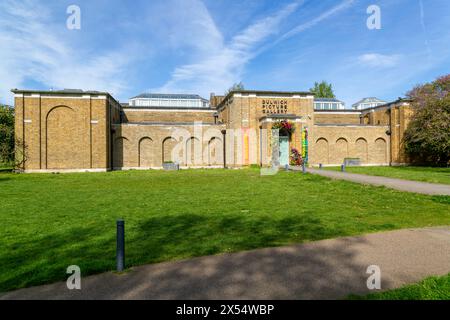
[1,227,449,300]
[305,168,450,195]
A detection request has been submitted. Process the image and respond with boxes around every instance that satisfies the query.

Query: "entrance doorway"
[279,136,289,166]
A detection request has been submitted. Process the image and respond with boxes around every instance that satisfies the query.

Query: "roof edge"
[11,88,122,106]
[360,98,412,112]
[129,93,209,101]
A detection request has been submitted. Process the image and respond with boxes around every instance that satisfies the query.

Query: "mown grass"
[325,166,450,185]
[349,273,450,300]
[0,169,449,292]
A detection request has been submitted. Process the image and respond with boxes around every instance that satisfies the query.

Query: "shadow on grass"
[394,166,450,173]
[0,225,116,292]
[110,235,379,299]
[130,213,345,262]
[1,225,388,299]
[1,212,375,298]
[430,196,450,205]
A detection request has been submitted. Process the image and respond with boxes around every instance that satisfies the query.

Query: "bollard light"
[116,219,125,272]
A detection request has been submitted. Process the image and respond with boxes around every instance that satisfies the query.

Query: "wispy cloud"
[153,0,355,95]
[157,0,356,97]
[419,0,432,60]
[156,0,302,96]
[278,0,356,42]
[357,53,402,68]
[0,0,134,104]
[0,0,358,103]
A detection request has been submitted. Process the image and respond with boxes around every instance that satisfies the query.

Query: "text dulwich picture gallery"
[12,88,412,173]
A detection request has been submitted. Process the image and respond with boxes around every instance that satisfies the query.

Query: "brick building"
[12,89,413,172]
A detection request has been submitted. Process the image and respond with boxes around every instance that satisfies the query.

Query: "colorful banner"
[302,127,308,164]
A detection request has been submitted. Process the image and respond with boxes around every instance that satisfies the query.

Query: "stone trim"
[314,124,390,128]
[22,168,109,173]
[314,111,361,115]
[123,108,216,112]
[114,166,223,171]
[311,163,390,167]
[115,122,220,126]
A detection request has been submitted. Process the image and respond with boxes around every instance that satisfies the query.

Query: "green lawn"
[349,273,450,300]
[0,169,449,292]
[325,166,450,185]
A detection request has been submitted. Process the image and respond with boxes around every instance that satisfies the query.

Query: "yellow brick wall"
[389,103,413,165]
[123,109,216,123]
[14,94,111,172]
[218,94,315,166]
[112,123,226,168]
[314,112,361,124]
[310,125,390,165]
[14,91,414,172]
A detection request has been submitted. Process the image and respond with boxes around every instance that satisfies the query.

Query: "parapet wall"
[310,125,391,166]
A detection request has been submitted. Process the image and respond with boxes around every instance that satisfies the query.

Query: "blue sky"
[1,0,449,107]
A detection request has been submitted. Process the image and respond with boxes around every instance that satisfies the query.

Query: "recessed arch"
[162,136,177,164]
[316,137,328,144]
[46,105,74,120]
[46,105,82,169]
[113,136,131,168]
[138,137,153,168]
[373,137,387,163]
[186,137,201,166]
[355,138,368,163]
[207,136,222,166]
[315,138,329,164]
[333,137,349,164]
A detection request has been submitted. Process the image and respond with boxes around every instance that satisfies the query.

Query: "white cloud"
[357,53,402,68]
[278,0,355,42]
[0,0,359,103]
[155,0,302,96]
[156,0,357,97]
[0,0,134,104]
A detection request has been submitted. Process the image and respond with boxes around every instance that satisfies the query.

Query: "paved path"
[304,168,450,195]
[1,227,449,300]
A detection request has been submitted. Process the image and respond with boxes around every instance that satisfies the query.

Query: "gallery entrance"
[279,136,289,166]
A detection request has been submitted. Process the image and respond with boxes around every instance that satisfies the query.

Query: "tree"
[226,82,245,94]
[309,81,335,98]
[0,104,15,165]
[403,74,450,166]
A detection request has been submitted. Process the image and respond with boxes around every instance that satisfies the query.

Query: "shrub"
[404,74,450,165]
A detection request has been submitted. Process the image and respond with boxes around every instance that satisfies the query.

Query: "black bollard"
[319,163,323,169]
[116,219,125,272]
[341,164,345,172]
